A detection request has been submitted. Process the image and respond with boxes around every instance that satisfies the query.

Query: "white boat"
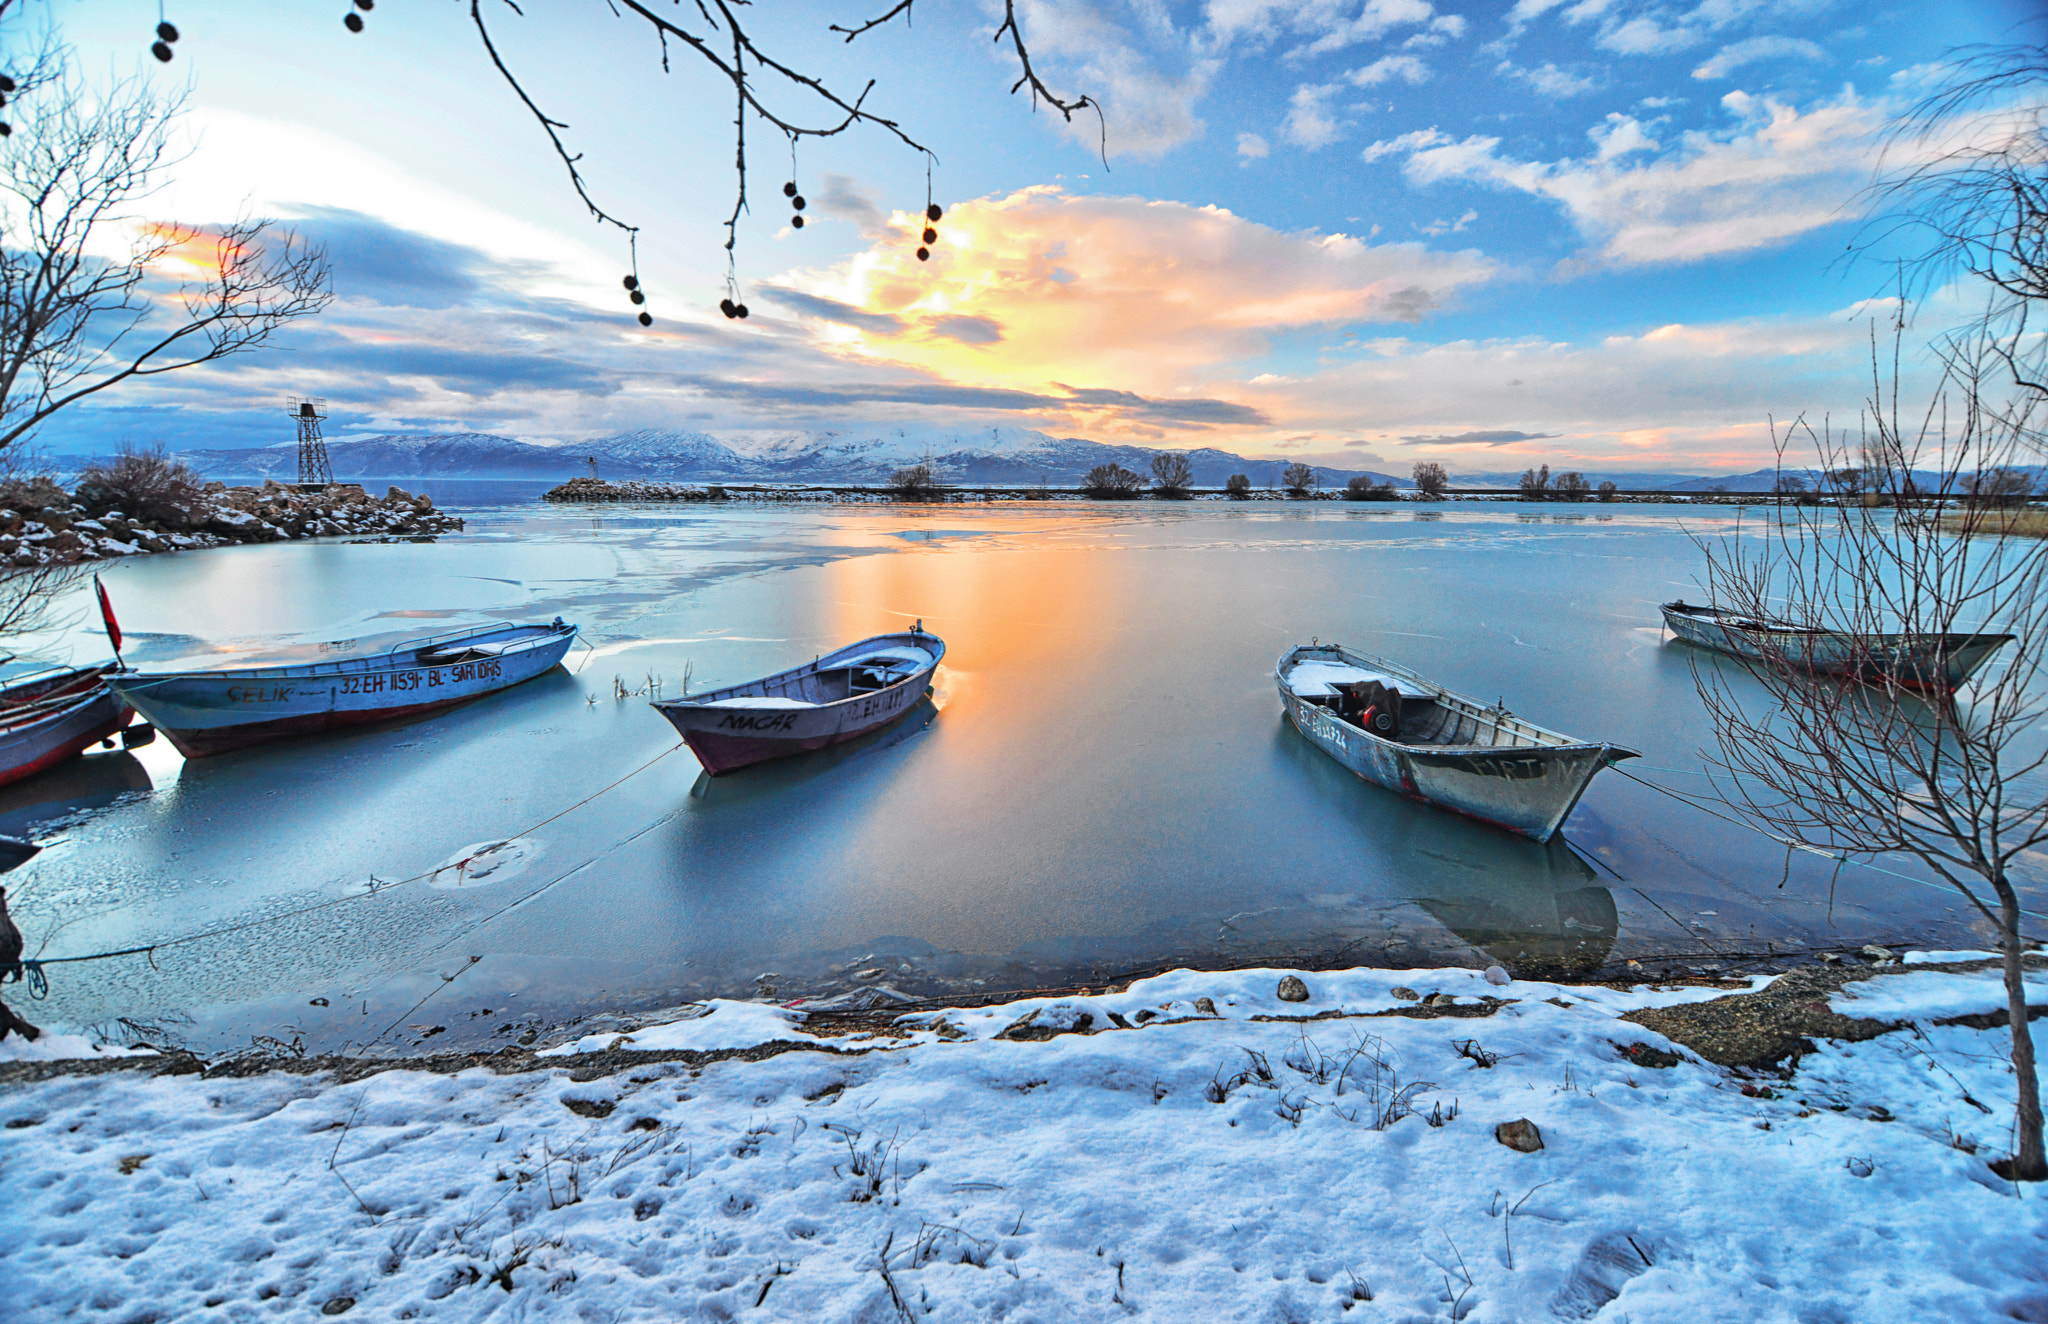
[1276,643,1637,842]
[1660,600,2013,691]
[111,620,578,757]
[651,627,944,774]
[0,661,133,786]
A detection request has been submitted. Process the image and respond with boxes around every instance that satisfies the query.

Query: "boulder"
[1276,975,1310,1003]
[1496,1119,1544,1153]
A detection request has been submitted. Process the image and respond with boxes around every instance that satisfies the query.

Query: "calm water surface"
[5,494,2026,1053]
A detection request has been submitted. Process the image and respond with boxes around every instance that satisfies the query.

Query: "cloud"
[1399,429,1561,446]
[1692,35,1827,80]
[1205,0,1447,57]
[811,174,887,237]
[1283,82,1346,148]
[758,285,907,336]
[1362,126,1452,162]
[1502,61,1602,98]
[928,315,1004,345]
[1012,1,1214,158]
[1237,131,1271,161]
[771,185,1498,409]
[1349,55,1432,87]
[675,375,1268,426]
[1389,90,1884,264]
[1597,15,1703,56]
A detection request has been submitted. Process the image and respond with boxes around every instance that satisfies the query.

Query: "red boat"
[0,662,134,787]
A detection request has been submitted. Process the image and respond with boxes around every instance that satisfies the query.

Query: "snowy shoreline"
[3,956,2043,1321]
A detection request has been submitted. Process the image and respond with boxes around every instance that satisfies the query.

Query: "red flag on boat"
[94,575,121,654]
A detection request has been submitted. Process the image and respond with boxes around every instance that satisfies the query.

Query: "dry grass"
[1936,508,2048,539]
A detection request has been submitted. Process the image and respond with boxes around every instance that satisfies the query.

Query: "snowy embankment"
[2,480,461,565]
[2,960,2044,1322]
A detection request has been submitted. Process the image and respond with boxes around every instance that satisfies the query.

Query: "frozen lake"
[3,491,2021,1053]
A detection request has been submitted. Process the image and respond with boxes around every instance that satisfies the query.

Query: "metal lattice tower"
[287,397,333,487]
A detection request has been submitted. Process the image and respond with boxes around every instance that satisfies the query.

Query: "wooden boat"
[110,620,579,757]
[1276,643,1637,842]
[652,626,944,775]
[1659,600,2012,691]
[0,661,133,787]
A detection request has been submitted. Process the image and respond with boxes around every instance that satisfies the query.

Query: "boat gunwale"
[0,670,123,739]
[1276,643,1629,757]
[1657,601,2016,649]
[110,622,576,688]
[652,631,945,718]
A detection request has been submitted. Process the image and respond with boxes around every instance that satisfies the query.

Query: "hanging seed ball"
[151,40,173,62]
[719,298,737,318]
[926,204,943,222]
[922,227,937,244]
[791,215,805,229]
[782,181,798,198]
[629,290,645,305]
[0,76,16,94]
[0,124,11,138]
[792,196,806,212]
[622,274,638,291]
[916,247,930,262]
[345,12,365,32]
[355,0,376,9]
[735,304,750,318]
[637,311,652,327]
[157,22,180,42]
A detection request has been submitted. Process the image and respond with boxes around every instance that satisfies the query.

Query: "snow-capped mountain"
[177,426,1404,488]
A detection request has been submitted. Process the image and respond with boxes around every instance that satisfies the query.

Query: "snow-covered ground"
[3,960,2044,1322]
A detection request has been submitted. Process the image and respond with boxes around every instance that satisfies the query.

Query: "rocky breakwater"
[542,477,727,502]
[0,480,464,566]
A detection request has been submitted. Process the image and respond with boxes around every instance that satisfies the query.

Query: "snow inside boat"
[1276,643,1637,842]
[111,620,579,757]
[1659,600,2013,691]
[0,661,133,787]
[651,627,944,775]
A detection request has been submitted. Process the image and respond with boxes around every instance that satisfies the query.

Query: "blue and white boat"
[111,620,578,757]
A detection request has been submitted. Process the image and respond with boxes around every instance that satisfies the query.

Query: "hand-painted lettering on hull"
[112,622,577,758]
[653,629,945,775]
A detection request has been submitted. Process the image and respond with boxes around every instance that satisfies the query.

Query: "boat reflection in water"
[0,749,153,839]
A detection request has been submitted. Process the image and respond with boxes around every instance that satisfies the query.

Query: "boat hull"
[112,623,577,757]
[0,669,131,788]
[652,630,944,775]
[1277,646,1633,843]
[1660,604,2011,691]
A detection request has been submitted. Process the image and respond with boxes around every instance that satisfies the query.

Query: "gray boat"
[112,620,579,757]
[1660,600,2012,692]
[1276,643,1637,842]
[652,626,943,774]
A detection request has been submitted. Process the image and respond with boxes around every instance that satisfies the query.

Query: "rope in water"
[5,740,689,993]
[1608,764,2048,924]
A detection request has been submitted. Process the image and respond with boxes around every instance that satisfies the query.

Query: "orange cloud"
[767,186,1496,406]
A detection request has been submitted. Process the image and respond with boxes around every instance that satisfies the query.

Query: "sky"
[13,0,2045,473]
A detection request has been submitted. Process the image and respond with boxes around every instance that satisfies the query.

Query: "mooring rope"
[1609,765,2048,924]
[9,741,688,988]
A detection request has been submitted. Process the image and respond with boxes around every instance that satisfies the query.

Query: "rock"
[1276,975,1310,1003]
[1860,945,1899,966]
[562,1097,615,1119]
[1484,965,1512,986]
[321,1298,356,1315]
[387,486,414,504]
[1495,1119,1544,1153]
[1194,997,1216,1015]
[1390,986,1420,1001]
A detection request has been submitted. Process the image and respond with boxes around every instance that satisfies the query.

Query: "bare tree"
[1081,462,1143,498]
[1412,461,1448,500]
[1342,474,1396,500]
[889,462,937,498]
[1873,43,2048,398]
[1552,470,1589,501]
[1596,479,1618,502]
[1150,452,1193,498]
[0,60,331,454]
[1687,337,2047,1180]
[1281,462,1317,498]
[1225,473,1252,499]
[454,1,1099,321]
[1518,464,1550,499]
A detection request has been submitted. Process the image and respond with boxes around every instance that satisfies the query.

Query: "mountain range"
[176,425,1404,489]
